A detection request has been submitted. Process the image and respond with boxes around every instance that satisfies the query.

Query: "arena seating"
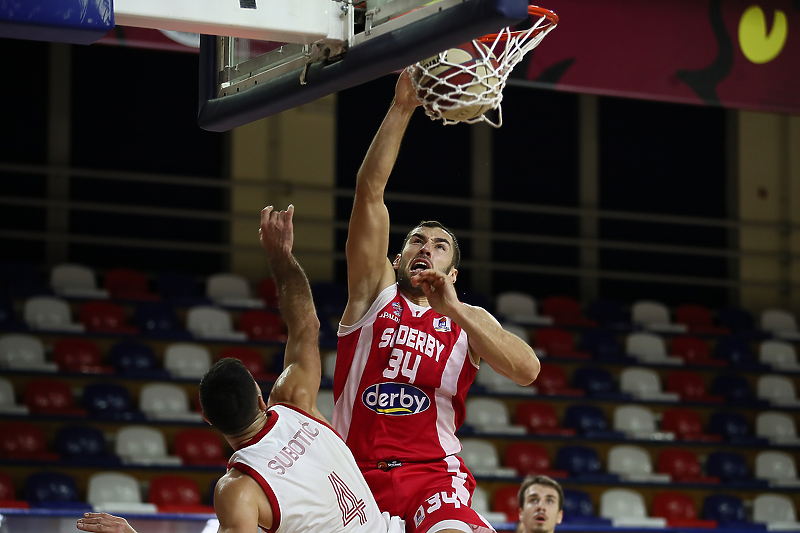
[0,274,797,527]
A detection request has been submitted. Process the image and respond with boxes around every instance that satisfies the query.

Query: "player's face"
[394,226,456,294]
[519,484,562,533]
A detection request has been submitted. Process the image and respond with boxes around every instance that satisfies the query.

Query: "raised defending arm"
[259,205,323,417]
[342,71,422,326]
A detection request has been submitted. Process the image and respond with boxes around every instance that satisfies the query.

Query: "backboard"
[197,0,532,131]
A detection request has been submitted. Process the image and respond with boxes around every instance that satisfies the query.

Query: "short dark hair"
[402,221,460,271]
[199,358,261,435]
[518,475,564,512]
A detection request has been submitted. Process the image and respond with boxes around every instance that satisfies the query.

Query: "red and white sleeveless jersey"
[334,284,479,463]
[228,403,386,533]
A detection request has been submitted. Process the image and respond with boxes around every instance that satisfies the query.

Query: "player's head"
[199,358,262,435]
[394,221,460,294]
[517,475,564,533]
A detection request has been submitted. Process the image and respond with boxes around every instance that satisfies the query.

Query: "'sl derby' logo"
[362,382,431,415]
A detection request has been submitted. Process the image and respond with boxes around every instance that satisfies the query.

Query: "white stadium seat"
[632,300,687,334]
[496,292,553,326]
[164,343,212,379]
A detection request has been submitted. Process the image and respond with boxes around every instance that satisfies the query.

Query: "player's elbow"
[514,354,540,386]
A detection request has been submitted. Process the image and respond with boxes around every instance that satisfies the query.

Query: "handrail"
[3,162,798,291]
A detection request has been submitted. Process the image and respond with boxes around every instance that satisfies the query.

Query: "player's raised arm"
[259,205,323,417]
[343,70,422,326]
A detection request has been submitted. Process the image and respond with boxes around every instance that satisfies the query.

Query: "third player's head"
[394,221,460,296]
[517,475,564,533]
[199,358,264,436]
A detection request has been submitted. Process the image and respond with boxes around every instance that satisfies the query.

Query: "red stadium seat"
[541,296,597,327]
[666,371,725,404]
[674,305,730,336]
[0,421,59,461]
[661,408,721,442]
[104,268,160,301]
[23,379,88,417]
[505,442,568,479]
[533,328,591,359]
[239,310,287,342]
[257,278,280,309]
[653,491,718,529]
[149,475,214,513]
[53,338,114,374]
[175,429,228,467]
[219,347,276,382]
[657,449,719,484]
[515,402,575,437]
[671,336,727,367]
[0,472,29,508]
[79,301,138,334]
[493,485,522,523]
[535,364,584,396]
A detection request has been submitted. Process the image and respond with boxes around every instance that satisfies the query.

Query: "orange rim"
[476,5,558,43]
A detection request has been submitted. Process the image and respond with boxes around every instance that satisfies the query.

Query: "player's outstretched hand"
[395,69,422,110]
[76,512,137,533]
[259,205,295,260]
[411,269,459,315]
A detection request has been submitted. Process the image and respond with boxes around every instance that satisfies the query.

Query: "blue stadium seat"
[571,366,632,401]
[0,261,50,297]
[703,494,767,530]
[108,341,170,378]
[56,425,121,466]
[82,383,145,421]
[310,281,348,316]
[561,488,612,526]
[705,451,768,488]
[25,472,92,510]
[156,272,210,306]
[708,412,769,446]
[718,307,770,340]
[0,296,26,331]
[715,336,771,370]
[578,330,636,364]
[586,299,634,331]
[556,446,619,483]
[710,374,769,407]
[563,404,625,439]
[318,312,338,349]
[134,302,192,339]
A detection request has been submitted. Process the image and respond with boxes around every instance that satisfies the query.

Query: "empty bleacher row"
[1,262,800,531]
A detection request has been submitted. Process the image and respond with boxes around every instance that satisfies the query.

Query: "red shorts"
[361,456,496,533]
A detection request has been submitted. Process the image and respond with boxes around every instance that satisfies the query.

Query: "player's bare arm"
[343,71,422,326]
[76,513,137,533]
[259,205,324,419]
[215,471,271,533]
[412,269,540,385]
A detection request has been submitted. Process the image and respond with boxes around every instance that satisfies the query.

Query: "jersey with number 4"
[228,403,387,533]
[334,283,478,463]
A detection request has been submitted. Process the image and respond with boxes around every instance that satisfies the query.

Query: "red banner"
[523,0,800,115]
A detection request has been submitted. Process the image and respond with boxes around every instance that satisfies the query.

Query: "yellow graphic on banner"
[738,5,788,64]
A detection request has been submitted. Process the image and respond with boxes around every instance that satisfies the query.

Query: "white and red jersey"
[228,403,388,533]
[334,284,479,463]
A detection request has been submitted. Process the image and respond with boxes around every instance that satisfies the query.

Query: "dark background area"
[0,37,729,306]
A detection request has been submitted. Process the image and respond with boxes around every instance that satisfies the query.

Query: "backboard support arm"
[197,0,530,131]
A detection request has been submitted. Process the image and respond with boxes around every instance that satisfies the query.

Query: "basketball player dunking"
[332,71,541,533]
[77,206,404,533]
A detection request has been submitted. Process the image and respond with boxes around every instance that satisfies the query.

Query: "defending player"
[77,205,404,533]
[333,71,540,533]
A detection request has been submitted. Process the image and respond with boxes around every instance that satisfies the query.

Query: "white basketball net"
[408,9,557,128]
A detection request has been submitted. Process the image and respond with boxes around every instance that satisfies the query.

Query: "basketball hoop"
[408,5,558,127]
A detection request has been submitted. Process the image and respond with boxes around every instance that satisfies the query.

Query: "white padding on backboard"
[114,0,337,44]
